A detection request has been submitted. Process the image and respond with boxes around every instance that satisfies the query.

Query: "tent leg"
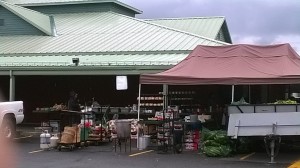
[231,85,235,103]
[248,85,251,104]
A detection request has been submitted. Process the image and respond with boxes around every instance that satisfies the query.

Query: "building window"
[0,19,4,26]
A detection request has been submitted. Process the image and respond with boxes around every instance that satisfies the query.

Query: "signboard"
[116,76,128,90]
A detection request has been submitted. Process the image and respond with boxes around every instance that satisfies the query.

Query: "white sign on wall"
[116,76,128,90]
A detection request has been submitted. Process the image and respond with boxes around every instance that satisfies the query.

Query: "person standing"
[68,91,80,111]
[67,91,81,124]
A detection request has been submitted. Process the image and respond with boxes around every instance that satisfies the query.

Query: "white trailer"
[227,105,300,163]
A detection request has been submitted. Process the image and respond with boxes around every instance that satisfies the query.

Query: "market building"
[0,0,232,123]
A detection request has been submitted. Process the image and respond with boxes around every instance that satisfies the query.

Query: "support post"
[9,70,15,101]
[163,84,168,110]
[231,85,235,103]
[137,84,141,121]
[137,83,142,149]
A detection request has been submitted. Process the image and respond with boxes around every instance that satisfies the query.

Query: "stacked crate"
[184,130,200,150]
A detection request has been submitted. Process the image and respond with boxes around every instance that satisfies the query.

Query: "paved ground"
[13,126,300,168]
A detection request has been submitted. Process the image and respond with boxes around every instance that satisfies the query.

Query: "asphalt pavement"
[12,125,300,168]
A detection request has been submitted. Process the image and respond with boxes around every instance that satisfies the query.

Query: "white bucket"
[138,135,150,150]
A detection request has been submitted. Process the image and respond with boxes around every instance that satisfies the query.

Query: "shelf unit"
[138,94,164,113]
[139,106,180,153]
[168,90,199,114]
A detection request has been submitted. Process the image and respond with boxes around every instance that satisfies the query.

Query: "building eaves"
[0,53,188,67]
[0,1,56,36]
[4,0,142,14]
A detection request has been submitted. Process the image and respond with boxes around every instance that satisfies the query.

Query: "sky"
[121,0,300,54]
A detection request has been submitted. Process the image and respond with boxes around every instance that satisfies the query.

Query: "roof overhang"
[0,65,171,75]
[15,0,142,14]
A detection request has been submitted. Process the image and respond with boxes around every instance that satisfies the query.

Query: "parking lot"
[12,129,300,168]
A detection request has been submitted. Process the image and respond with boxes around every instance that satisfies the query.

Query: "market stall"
[139,43,300,158]
[140,43,300,114]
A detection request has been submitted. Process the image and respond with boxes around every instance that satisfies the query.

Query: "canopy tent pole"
[249,85,251,104]
[137,83,142,148]
[231,85,235,103]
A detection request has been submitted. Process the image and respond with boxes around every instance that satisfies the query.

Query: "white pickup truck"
[0,101,24,139]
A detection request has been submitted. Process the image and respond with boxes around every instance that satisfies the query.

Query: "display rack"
[90,106,110,143]
[157,106,180,153]
[138,94,164,114]
[168,91,198,114]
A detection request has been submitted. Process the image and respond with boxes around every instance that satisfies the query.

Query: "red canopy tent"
[140,43,300,85]
[137,44,300,120]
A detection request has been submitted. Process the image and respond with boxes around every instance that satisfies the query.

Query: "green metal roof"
[0,1,55,36]
[145,16,231,43]
[0,12,228,55]
[4,0,142,14]
[0,7,230,75]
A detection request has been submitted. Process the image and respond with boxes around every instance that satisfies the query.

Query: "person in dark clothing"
[66,91,81,124]
[68,91,81,111]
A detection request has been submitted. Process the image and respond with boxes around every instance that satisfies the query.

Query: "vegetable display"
[202,130,232,157]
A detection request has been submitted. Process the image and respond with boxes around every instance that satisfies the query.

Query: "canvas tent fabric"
[140,43,300,85]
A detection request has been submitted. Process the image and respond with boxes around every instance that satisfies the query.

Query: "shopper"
[68,91,81,111]
[67,91,81,124]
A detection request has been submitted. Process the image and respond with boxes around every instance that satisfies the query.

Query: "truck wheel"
[1,117,16,140]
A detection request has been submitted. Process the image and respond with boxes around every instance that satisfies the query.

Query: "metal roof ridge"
[0,1,56,36]
[144,16,225,21]
[110,12,229,45]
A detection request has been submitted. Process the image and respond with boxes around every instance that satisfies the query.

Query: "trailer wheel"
[0,116,16,140]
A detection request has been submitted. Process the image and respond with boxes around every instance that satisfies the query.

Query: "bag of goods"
[60,126,80,143]
[60,132,75,143]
